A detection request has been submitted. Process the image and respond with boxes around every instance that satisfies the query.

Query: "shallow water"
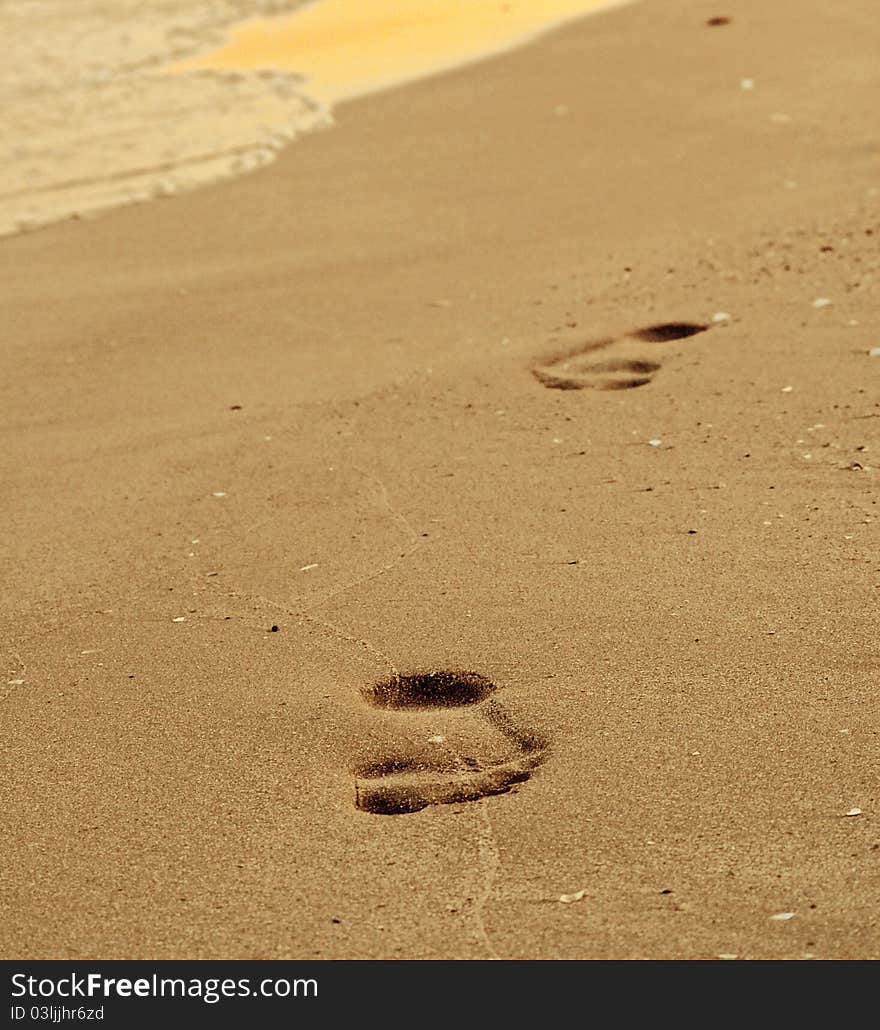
[172,0,632,103]
[2,0,627,238]
[0,0,319,237]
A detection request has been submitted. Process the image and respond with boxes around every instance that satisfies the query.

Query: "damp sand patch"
[172,0,636,104]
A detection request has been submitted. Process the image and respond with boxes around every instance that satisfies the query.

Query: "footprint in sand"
[532,321,710,391]
[353,670,547,815]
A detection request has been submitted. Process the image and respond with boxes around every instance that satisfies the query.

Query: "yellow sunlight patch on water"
[170,0,631,103]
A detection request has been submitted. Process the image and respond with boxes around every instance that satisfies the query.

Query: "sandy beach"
[2,0,879,960]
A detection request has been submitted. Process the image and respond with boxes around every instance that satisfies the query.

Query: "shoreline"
[3,0,879,960]
[2,0,629,240]
[0,0,318,238]
[172,0,635,103]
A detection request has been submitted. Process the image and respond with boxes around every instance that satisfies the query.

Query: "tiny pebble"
[172,616,186,623]
[740,78,754,90]
[781,385,793,393]
[7,679,25,686]
[648,439,662,447]
[770,912,795,921]
[212,491,227,498]
[845,807,862,817]
[812,297,832,308]
[869,347,880,357]
[559,889,587,904]
[300,563,319,571]
[718,954,738,961]
[712,312,731,322]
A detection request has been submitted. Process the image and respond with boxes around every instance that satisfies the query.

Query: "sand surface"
[2,0,879,960]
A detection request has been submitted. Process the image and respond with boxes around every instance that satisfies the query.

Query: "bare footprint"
[353,671,547,816]
[532,321,710,391]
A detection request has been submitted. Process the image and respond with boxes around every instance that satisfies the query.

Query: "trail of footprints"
[353,671,546,815]
[352,320,708,814]
[532,320,710,391]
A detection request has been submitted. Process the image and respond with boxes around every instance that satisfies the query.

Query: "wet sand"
[172,0,632,101]
[2,0,879,959]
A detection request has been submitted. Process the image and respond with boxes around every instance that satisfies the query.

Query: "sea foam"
[0,0,328,236]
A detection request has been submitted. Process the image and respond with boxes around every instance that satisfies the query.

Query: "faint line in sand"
[439,734,502,960]
[470,801,503,960]
[311,465,421,611]
[225,464,421,678]
[1,649,28,703]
